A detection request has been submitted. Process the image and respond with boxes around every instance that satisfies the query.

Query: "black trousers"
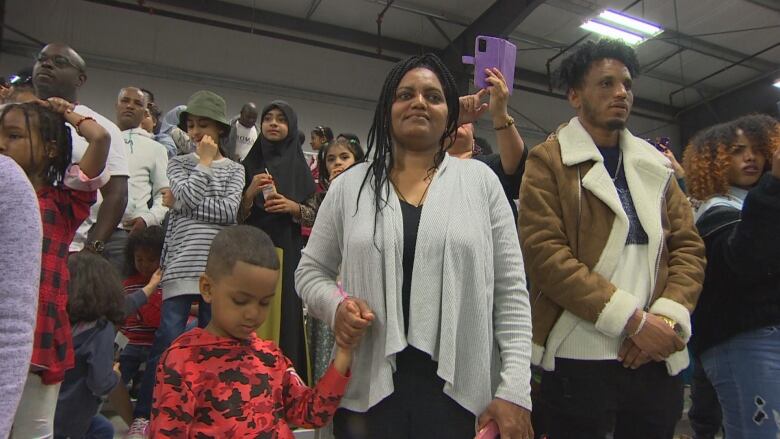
[535,358,683,439]
[333,347,475,439]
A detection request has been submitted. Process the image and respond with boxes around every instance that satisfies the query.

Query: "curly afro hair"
[553,39,641,92]
[683,114,779,201]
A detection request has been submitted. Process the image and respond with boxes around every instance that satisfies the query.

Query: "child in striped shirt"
[126,91,245,437]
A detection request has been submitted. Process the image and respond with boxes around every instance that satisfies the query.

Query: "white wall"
[1,0,680,152]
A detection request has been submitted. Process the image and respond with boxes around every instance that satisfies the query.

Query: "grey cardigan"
[296,153,532,415]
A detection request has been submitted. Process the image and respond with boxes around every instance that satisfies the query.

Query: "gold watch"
[658,315,684,338]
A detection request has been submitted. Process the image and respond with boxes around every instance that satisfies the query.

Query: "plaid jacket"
[32,168,99,384]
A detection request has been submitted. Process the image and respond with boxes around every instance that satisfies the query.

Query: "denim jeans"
[119,343,151,398]
[688,355,723,439]
[84,415,114,439]
[53,415,113,439]
[701,325,780,439]
[132,294,210,418]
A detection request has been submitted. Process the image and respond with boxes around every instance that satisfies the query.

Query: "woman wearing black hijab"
[240,101,316,382]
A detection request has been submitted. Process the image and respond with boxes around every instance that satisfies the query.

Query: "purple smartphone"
[462,36,516,94]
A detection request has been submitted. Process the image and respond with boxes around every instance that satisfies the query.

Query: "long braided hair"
[0,103,73,186]
[358,53,460,229]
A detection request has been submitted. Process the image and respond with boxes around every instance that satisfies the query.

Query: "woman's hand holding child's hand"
[332,298,375,375]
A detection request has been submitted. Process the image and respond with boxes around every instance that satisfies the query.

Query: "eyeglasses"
[34,53,84,72]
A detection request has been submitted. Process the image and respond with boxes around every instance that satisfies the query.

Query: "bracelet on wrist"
[493,115,515,131]
[74,116,97,137]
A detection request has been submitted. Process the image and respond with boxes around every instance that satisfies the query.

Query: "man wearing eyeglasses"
[33,43,130,273]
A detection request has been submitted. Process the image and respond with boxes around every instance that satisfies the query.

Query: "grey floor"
[105,386,720,438]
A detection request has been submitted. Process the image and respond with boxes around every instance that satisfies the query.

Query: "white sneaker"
[126,417,150,439]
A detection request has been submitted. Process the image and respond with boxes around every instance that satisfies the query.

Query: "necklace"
[611,150,623,182]
[394,170,436,208]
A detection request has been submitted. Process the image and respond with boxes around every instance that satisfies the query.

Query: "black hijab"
[243,101,316,203]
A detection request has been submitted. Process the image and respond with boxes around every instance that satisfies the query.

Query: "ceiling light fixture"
[598,9,663,37]
[773,79,780,89]
[580,20,645,45]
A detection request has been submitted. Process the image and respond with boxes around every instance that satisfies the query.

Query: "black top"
[400,200,423,334]
[473,146,528,219]
[691,173,780,355]
[598,146,648,245]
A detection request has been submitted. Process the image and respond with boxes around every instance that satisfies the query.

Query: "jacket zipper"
[647,174,672,310]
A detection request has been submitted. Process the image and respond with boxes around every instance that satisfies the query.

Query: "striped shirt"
[161,154,245,299]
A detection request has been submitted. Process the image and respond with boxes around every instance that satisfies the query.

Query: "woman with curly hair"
[683,113,780,439]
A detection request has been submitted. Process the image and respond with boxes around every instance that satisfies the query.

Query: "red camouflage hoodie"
[150,327,349,438]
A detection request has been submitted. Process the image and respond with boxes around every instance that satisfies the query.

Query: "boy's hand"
[196,135,219,165]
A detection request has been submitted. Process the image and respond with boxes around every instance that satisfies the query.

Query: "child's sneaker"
[126,417,149,439]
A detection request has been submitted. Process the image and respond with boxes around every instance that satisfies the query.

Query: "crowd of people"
[0,36,777,439]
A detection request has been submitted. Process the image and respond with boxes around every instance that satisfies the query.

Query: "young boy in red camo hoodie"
[150,225,371,438]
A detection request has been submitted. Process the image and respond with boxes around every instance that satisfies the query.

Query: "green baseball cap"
[178,90,231,133]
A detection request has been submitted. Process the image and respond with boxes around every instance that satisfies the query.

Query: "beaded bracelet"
[74,116,96,136]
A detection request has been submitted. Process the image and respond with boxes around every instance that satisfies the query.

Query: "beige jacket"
[518,117,706,374]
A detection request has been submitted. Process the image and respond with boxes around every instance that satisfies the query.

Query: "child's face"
[727,129,766,189]
[325,144,356,180]
[0,108,51,179]
[186,115,222,144]
[261,108,289,142]
[134,247,160,279]
[200,261,279,340]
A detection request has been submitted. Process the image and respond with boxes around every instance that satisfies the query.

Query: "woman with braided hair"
[296,53,533,439]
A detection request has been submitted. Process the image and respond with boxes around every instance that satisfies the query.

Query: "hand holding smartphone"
[462,36,516,94]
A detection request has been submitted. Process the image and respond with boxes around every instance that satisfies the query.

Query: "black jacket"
[690,173,780,355]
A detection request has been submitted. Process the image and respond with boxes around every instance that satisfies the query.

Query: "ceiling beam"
[85,0,677,116]
[120,0,435,56]
[545,0,778,73]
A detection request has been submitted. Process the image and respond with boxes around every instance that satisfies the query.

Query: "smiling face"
[186,115,223,144]
[261,108,289,142]
[569,58,634,134]
[390,67,448,152]
[727,129,766,189]
[200,260,279,340]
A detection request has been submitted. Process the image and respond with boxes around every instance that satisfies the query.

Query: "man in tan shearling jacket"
[518,39,706,438]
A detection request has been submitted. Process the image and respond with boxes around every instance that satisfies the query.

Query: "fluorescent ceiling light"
[580,21,645,45]
[773,79,780,89]
[598,9,663,36]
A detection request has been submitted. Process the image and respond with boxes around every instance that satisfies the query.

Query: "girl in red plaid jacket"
[0,98,110,438]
